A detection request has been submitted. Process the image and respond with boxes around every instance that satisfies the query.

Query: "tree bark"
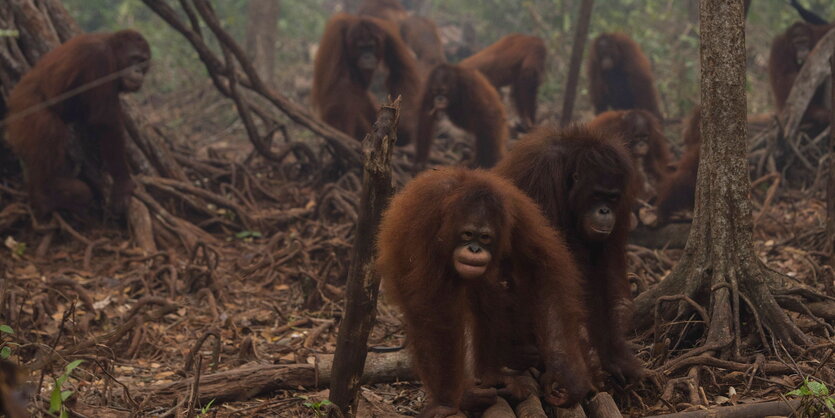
[343,0,363,14]
[634,0,809,357]
[328,99,400,417]
[827,50,835,264]
[559,0,594,127]
[245,0,279,85]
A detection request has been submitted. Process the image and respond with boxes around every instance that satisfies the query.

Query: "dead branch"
[49,275,95,311]
[128,197,158,253]
[644,398,801,418]
[182,328,221,374]
[328,97,401,414]
[660,353,814,376]
[140,0,362,166]
[133,188,218,250]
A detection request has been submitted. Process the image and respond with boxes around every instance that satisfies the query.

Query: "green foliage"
[0,324,15,360]
[786,378,835,416]
[198,398,216,416]
[235,230,262,240]
[300,396,332,417]
[0,29,19,38]
[49,360,84,418]
[12,242,26,257]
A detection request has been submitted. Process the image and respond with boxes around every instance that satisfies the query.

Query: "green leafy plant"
[234,230,262,240]
[198,398,216,416]
[0,29,19,38]
[49,359,84,418]
[12,242,26,257]
[786,378,835,416]
[0,325,15,359]
[300,396,332,417]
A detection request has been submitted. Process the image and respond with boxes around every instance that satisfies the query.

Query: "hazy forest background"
[63,0,830,129]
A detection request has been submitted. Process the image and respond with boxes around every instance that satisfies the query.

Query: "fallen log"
[134,351,413,406]
[645,398,802,418]
[515,394,547,417]
[587,392,622,418]
[483,397,515,418]
[554,403,587,418]
[317,350,413,384]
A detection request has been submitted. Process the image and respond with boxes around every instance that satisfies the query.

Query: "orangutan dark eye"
[461,231,473,241]
[480,234,492,244]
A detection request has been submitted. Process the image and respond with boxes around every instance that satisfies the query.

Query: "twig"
[183,329,221,374]
[36,303,74,397]
[185,355,203,418]
[95,359,140,411]
[304,320,334,348]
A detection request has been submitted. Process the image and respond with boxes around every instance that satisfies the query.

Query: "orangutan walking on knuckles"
[4,30,151,218]
[414,63,508,172]
[495,125,647,383]
[459,34,547,131]
[377,167,593,417]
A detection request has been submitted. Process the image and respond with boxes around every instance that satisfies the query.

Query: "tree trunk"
[245,0,279,85]
[634,0,809,358]
[404,0,429,14]
[828,52,835,264]
[559,0,594,127]
[342,0,363,14]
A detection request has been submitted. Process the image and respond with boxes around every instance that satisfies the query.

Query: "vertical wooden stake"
[826,51,835,265]
[328,98,401,417]
[560,0,595,127]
